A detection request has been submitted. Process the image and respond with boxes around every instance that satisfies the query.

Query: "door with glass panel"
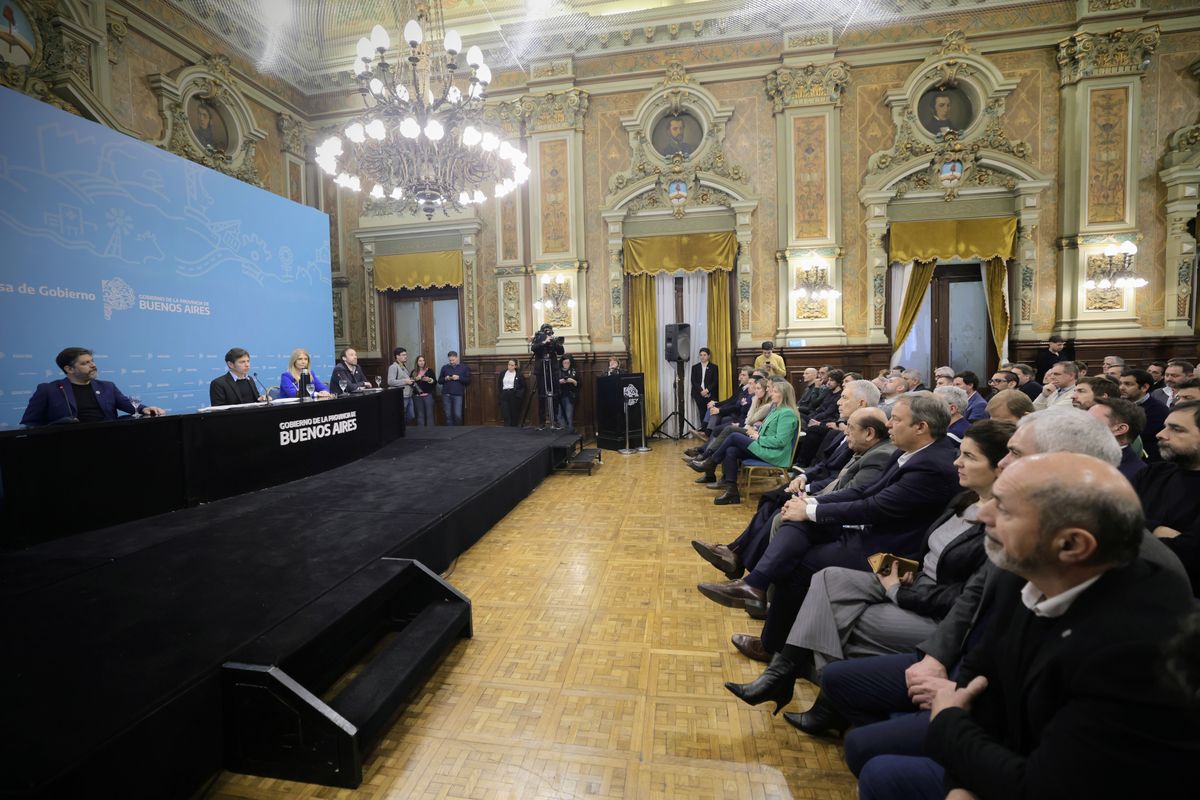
[383,289,461,424]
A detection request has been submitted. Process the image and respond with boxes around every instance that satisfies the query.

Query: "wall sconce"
[533,273,576,312]
[1084,240,1144,290]
[795,261,840,300]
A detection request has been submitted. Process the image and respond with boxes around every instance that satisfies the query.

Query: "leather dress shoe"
[691,540,743,579]
[782,694,850,737]
[694,473,717,484]
[714,485,741,505]
[705,480,724,489]
[687,457,716,474]
[731,633,770,663]
[683,446,702,457]
[697,578,766,609]
[744,598,768,620]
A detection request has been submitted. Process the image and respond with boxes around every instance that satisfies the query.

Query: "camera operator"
[531,323,565,431]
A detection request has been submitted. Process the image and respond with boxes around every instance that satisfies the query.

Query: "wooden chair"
[739,427,805,497]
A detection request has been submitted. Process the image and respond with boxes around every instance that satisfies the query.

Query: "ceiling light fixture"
[315,2,529,219]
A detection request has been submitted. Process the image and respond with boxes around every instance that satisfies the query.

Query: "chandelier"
[314,1,529,219]
[1084,241,1144,290]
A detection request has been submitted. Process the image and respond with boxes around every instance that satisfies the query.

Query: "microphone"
[251,372,272,404]
[56,382,79,423]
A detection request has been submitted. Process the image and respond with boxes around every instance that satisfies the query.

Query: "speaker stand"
[650,361,700,440]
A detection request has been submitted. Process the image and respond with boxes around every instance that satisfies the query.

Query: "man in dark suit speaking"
[858,452,1196,798]
[21,346,165,425]
[209,347,265,406]
[690,347,719,423]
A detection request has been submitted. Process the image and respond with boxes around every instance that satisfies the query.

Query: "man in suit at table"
[209,347,265,406]
[329,347,371,395]
[857,452,1196,799]
[21,346,165,426]
[690,347,720,423]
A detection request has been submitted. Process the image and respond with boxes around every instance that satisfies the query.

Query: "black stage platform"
[1,426,577,800]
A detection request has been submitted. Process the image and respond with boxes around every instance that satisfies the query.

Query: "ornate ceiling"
[165,0,1067,96]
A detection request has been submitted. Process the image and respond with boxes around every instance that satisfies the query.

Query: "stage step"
[221,558,471,789]
[560,447,602,475]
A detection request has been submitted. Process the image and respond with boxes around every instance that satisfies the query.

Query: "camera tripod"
[650,360,700,440]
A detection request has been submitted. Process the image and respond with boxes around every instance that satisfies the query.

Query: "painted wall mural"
[538,138,571,255]
[793,115,829,241]
[1087,86,1129,226]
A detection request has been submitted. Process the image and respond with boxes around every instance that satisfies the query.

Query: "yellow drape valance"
[623,232,737,275]
[374,250,463,290]
[890,218,1017,264]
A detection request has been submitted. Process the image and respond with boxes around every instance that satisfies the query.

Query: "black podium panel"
[595,373,645,451]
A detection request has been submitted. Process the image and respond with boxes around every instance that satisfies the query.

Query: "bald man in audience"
[1088,396,1147,482]
[1132,400,1200,593]
[857,452,1195,800]
[984,388,1033,423]
[1032,361,1077,410]
[816,407,1185,780]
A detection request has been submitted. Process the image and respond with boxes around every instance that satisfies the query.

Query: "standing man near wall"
[438,350,471,426]
[755,341,787,379]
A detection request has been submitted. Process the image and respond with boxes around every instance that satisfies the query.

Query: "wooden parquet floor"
[207,439,857,800]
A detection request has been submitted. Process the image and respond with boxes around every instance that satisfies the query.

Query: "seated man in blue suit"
[21,347,165,426]
[699,392,960,654]
[953,370,989,423]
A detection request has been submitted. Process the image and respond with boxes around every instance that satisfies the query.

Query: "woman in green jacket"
[690,379,800,505]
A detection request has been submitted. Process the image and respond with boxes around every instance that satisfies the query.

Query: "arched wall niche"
[601,64,758,350]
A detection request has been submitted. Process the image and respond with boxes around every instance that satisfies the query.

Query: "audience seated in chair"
[983,388,1033,423]
[1087,396,1146,482]
[933,385,970,441]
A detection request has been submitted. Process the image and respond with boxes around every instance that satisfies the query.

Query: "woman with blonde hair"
[279,348,331,398]
[690,379,800,505]
[684,377,773,479]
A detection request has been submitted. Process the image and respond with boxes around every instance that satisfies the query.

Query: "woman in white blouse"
[497,359,526,427]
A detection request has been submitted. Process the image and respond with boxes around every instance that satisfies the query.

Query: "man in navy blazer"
[21,347,165,426]
[699,392,960,651]
[953,371,989,423]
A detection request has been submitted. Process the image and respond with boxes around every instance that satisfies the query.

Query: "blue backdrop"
[0,87,334,428]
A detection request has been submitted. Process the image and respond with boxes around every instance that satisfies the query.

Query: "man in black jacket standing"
[858,452,1196,799]
[690,347,719,423]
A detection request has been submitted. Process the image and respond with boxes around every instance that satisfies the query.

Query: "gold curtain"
[374,250,463,290]
[892,260,937,354]
[890,217,1017,264]
[983,256,1010,360]
[623,232,737,275]
[707,269,733,402]
[628,273,661,433]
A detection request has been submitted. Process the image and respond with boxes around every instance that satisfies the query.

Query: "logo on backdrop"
[102,277,135,319]
[101,277,212,320]
[279,411,358,446]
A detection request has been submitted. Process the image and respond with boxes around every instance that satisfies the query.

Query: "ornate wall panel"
[792,115,830,241]
[536,137,572,257]
[1086,86,1130,226]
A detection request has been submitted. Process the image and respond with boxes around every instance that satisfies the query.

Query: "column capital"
[1056,25,1159,86]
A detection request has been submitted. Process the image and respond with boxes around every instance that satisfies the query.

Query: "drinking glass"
[130,396,142,418]
[308,383,317,401]
[339,378,348,393]
[374,376,382,388]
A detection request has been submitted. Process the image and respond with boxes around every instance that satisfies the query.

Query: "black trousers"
[500,389,522,426]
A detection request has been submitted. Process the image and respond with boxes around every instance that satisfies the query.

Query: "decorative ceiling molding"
[161,0,1063,99]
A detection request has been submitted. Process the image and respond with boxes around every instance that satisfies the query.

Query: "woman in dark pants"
[411,354,437,426]
[497,359,525,426]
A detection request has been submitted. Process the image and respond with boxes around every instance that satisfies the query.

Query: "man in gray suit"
[716,406,896,661]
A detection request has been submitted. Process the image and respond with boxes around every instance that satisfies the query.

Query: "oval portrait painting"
[188,97,231,152]
[918,86,974,137]
[651,112,702,160]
